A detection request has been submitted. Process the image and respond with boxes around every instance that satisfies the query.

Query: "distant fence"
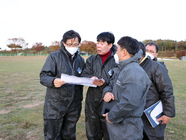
[0,53,89,56]
[0,53,49,56]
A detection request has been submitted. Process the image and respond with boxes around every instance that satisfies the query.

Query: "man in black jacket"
[81,32,117,140]
[139,42,175,140]
[145,42,167,71]
[40,30,85,140]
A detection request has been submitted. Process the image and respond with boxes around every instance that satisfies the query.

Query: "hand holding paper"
[92,77,105,86]
[54,78,66,87]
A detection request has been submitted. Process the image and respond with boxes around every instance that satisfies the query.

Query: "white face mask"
[65,46,78,56]
[146,52,155,60]
[114,50,124,64]
[114,54,119,64]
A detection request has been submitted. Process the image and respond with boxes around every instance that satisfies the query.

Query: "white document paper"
[61,73,97,87]
[150,101,163,125]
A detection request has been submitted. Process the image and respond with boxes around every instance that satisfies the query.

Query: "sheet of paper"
[150,101,163,125]
[61,73,97,87]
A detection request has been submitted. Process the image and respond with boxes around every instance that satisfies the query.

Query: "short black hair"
[138,42,146,56]
[117,36,139,55]
[97,32,115,45]
[62,30,81,44]
[145,42,159,53]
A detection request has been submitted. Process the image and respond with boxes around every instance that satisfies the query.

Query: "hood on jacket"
[119,49,143,68]
[111,45,117,55]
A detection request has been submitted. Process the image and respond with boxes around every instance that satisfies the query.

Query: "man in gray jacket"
[40,30,85,140]
[103,36,151,140]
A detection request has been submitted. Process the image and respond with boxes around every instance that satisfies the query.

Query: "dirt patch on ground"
[23,103,41,108]
[0,110,11,114]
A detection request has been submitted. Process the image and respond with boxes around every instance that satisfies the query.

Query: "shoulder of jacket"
[76,54,85,61]
[50,50,62,55]
[86,54,99,60]
[48,50,66,61]
[151,60,164,69]
[120,63,134,73]
[151,60,169,79]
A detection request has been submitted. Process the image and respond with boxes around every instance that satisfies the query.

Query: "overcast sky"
[0,0,186,50]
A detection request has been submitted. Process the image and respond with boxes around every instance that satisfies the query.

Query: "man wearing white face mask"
[63,35,80,66]
[139,42,175,140]
[146,42,158,60]
[145,52,155,60]
[65,44,79,56]
[40,30,85,140]
[145,42,167,71]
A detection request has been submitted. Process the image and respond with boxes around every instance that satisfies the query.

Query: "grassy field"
[0,56,185,140]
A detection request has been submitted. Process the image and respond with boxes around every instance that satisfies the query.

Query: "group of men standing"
[40,30,175,140]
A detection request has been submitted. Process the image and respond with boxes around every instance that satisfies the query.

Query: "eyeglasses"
[66,43,79,47]
[146,49,156,54]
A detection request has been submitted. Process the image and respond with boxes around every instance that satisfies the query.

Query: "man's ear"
[122,49,127,57]
[109,43,113,49]
[155,53,158,58]
[62,41,65,46]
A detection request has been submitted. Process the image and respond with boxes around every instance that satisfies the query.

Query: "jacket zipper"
[63,50,77,109]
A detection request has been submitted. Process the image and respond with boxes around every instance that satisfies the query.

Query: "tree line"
[143,39,186,58]
[0,38,186,58]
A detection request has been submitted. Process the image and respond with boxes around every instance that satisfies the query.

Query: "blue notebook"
[144,100,163,128]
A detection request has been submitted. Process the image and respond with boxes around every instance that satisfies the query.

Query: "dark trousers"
[142,114,166,140]
[44,100,81,140]
[85,99,109,140]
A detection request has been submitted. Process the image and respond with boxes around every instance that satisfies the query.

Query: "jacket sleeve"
[40,54,57,88]
[153,63,175,117]
[81,56,94,78]
[108,69,146,124]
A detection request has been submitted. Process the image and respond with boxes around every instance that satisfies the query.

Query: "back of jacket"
[40,47,85,119]
[103,50,151,123]
[102,50,151,140]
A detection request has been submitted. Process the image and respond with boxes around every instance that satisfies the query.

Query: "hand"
[156,115,171,124]
[103,113,113,124]
[54,78,66,87]
[92,78,105,86]
[103,92,114,102]
[91,76,98,80]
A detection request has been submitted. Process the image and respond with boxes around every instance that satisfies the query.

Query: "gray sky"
[0,0,186,50]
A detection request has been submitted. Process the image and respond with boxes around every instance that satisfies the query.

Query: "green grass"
[163,60,186,139]
[0,56,186,139]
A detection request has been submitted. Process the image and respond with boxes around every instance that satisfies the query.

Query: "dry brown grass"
[0,56,186,139]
